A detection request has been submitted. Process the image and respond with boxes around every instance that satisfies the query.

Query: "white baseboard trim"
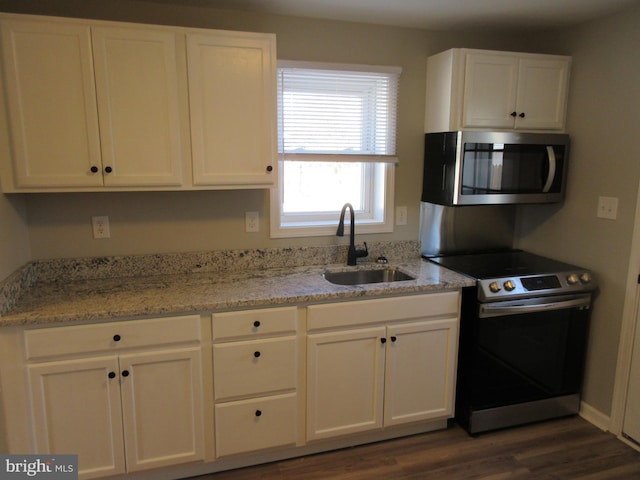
[580,401,611,431]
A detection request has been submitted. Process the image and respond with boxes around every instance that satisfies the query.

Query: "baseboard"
[579,401,611,431]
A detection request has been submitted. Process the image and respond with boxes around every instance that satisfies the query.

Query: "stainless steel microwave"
[422,131,570,206]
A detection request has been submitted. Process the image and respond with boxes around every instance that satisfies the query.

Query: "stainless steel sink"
[323,268,415,286]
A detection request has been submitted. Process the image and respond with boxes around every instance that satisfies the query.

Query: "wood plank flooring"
[193,417,640,479]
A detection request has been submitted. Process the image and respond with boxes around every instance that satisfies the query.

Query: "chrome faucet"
[336,203,368,266]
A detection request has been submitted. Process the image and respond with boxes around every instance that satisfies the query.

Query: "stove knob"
[567,274,579,285]
[503,280,516,291]
[489,281,501,293]
[580,273,592,284]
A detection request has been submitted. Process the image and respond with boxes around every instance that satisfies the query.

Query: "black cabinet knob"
[519,112,526,118]
[253,320,261,328]
[254,351,261,358]
[390,336,397,342]
[266,165,273,173]
[108,371,116,379]
[380,338,387,344]
[90,166,99,173]
[121,370,130,377]
[113,334,121,342]
[255,410,262,417]
[510,111,517,117]
[104,166,113,174]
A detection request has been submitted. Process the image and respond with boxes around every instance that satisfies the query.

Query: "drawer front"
[24,315,201,360]
[212,306,297,340]
[213,336,296,400]
[307,292,460,330]
[215,393,297,457]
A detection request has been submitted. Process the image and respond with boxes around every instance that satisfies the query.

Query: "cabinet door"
[28,356,125,479]
[462,52,519,129]
[384,318,458,427]
[187,31,277,187]
[92,26,183,186]
[515,58,570,130]
[119,347,204,472]
[0,19,103,187]
[306,327,386,441]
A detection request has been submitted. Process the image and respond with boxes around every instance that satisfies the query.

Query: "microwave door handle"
[543,146,556,192]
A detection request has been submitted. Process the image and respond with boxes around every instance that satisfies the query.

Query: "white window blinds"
[277,61,401,163]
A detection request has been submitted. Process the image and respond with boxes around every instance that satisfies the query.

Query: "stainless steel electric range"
[428,250,597,435]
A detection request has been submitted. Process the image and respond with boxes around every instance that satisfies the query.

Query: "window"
[270,61,400,238]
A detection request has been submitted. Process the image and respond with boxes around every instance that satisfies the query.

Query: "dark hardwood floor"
[192,417,640,479]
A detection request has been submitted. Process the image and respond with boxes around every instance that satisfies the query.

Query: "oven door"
[462,293,591,411]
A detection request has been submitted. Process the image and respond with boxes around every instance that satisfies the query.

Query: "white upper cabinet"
[187,32,277,188]
[92,26,184,186]
[425,48,571,133]
[0,19,103,188]
[0,14,278,192]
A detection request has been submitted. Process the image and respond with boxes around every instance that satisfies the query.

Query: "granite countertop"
[0,243,474,328]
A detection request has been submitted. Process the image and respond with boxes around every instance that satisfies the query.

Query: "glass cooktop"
[427,250,582,280]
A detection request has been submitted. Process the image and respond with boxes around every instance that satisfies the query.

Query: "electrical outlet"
[597,196,618,220]
[396,206,408,226]
[92,216,110,239]
[245,211,259,232]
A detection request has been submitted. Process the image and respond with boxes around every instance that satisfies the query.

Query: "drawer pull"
[113,334,121,342]
[108,371,116,379]
[380,337,387,344]
[255,410,262,417]
[254,351,261,358]
[253,320,261,328]
[391,336,397,342]
[122,370,130,377]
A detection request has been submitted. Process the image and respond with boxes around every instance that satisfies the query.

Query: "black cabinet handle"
[380,338,387,344]
[90,166,99,173]
[254,351,261,358]
[108,371,116,379]
[104,166,113,174]
[510,111,517,117]
[519,112,526,118]
[253,320,261,328]
[121,370,130,377]
[255,410,262,417]
[390,336,397,342]
[113,334,121,342]
[266,165,273,173]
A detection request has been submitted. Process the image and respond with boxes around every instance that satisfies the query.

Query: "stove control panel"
[478,270,595,301]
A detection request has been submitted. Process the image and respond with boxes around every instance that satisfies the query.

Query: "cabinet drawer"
[215,393,297,457]
[212,307,297,340]
[24,315,201,360]
[213,337,296,400]
[307,292,460,330]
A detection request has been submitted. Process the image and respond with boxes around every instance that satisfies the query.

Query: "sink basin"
[323,268,415,286]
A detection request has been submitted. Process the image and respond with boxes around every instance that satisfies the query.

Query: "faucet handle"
[356,241,369,259]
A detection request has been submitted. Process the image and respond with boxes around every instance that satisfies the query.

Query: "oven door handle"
[479,296,591,318]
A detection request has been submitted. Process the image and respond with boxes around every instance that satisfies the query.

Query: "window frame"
[270,61,400,239]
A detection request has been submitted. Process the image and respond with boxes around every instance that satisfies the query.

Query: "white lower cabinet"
[306,292,460,441]
[2,292,461,479]
[25,315,205,479]
[212,307,299,457]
